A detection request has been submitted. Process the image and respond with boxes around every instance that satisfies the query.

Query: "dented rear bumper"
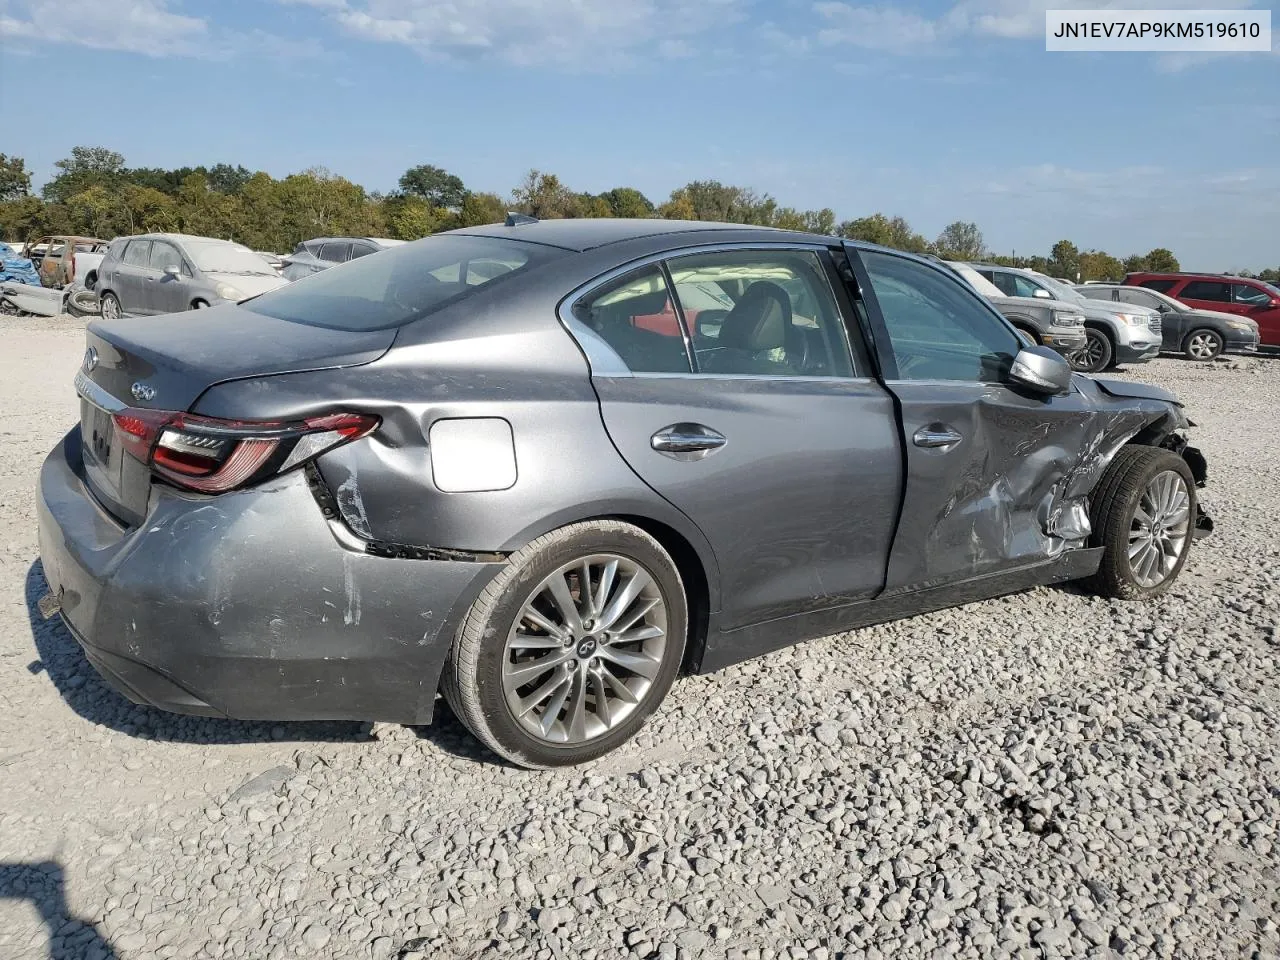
[36,427,502,724]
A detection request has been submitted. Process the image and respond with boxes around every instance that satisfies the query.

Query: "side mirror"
[1032,288,1053,299]
[1008,345,1072,396]
[164,264,181,277]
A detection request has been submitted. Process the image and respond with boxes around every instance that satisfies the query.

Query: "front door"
[146,240,191,314]
[571,245,903,631]
[1230,281,1280,345]
[846,245,1098,592]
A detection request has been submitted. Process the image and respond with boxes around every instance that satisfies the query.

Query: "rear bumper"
[37,428,503,724]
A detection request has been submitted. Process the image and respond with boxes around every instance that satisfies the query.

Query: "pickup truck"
[24,235,109,288]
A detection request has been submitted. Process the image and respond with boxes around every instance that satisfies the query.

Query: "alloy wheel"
[1187,332,1220,360]
[1127,470,1191,588]
[101,295,121,320]
[1071,332,1107,371]
[502,554,668,745]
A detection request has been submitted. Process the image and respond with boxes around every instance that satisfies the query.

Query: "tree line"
[2,148,1275,282]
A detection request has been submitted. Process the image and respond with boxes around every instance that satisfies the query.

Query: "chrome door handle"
[913,427,963,449]
[651,423,727,461]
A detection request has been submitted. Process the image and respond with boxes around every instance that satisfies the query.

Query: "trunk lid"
[77,302,395,526]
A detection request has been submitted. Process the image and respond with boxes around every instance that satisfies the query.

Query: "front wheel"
[191,299,209,310]
[1087,446,1196,600]
[1069,327,1113,373]
[99,292,122,320]
[443,520,687,768]
[1183,328,1224,361]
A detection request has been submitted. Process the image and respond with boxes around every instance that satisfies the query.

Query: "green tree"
[0,154,32,201]
[601,187,654,218]
[1144,247,1180,272]
[935,221,985,260]
[0,196,59,240]
[388,196,440,239]
[457,191,507,227]
[512,170,581,219]
[399,164,466,209]
[661,181,777,225]
[43,146,127,203]
[1077,250,1126,282]
[837,213,931,254]
[1048,240,1080,280]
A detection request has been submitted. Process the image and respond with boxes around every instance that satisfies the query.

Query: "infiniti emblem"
[83,347,98,372]
[131,382,156,402]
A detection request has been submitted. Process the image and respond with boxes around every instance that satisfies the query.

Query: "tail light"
[111,409,378,494]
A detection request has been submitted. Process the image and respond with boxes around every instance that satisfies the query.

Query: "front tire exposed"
[100,292,122,320]
[443,520,687,768]
[1087,446,1196,600]
[1070,326,1114,373]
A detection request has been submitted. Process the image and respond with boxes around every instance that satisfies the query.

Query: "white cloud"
[0,0,207,56]
[280,0,746,67]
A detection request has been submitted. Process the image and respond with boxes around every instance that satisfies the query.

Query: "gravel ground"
[1,317,1277,960]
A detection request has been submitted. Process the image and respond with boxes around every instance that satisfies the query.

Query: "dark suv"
[1124,272,1280,348]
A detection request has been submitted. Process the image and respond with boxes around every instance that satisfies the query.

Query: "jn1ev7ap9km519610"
[37,218,1213,768]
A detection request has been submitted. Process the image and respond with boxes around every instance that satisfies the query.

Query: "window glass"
[1118,289,1161,309]
[666,249,854,377]
[318,242,350,263]
[1139,279,1177,293]
[1179,280,1230,302]
[1232,283,1270,306]
[48,240,67,258]
[246,235,552,332]
[122,240,152,267]
[571,266,692,374]
[349,243,377,260]
[1011,275,1046,299]
[987,271,1017,297]
[862,251,1021,382]
[148,241,183,272]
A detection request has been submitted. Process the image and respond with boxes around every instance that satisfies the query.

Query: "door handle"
[651,423,727,461]
[913,426,963,449]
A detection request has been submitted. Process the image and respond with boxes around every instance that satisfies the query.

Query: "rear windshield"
[243,235,558,331]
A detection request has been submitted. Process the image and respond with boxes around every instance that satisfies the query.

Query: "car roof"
[445,217,807,252]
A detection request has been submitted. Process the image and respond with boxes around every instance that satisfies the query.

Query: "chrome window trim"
[557,240,855,381]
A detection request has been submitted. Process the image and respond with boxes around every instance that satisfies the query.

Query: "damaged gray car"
[37,219,1212,768]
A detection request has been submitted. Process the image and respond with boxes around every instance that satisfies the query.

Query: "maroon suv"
[1124,272,1280,347]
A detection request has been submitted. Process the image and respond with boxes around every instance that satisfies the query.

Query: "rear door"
[846,245,1097,591]
[572,244,903,631]
[1174,279,1231,315]
[113,239,152,313]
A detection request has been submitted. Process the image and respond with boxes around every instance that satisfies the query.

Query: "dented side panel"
[882,375,1176,593]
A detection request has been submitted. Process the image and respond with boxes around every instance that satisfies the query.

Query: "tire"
[100,292,122,320]
[1070,326,1114,373]
[1087,446,1196,600]
[443,520,687,768]
[191,299,209,310]
[1013,325,1041,346]
[1183,328,1224,361]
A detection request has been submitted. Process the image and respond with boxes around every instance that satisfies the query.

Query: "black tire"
[1070,326,1114,373]
[1013,324,1041,346]
[100,292,122,320]
[1182,328,1224,361]
[191,299,209,310]
[1086,446,1196,600]
[442,520,687,768]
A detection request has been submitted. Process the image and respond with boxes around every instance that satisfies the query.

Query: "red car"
[1124,272,1280,347]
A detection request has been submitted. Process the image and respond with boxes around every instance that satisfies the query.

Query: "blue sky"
[1,0,1277,269]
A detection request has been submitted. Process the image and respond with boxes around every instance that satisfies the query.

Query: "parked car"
[1124,272,1280,348]
[39,219,1212,767]
[96,234,289,318]
[282,237,405,281]
[23,235,109,289]
[969,264,1161,373]
[1073,283,1259,360]
[939,260,1086,356]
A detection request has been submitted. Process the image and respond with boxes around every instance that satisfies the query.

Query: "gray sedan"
[97,233,288,318]
[39,219,1212,767]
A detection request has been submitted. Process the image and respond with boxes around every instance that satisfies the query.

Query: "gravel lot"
[1,316,1277,960]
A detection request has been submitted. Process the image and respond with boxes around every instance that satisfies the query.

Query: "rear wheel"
[1070,327,1113,373]
[100,292,122,320]
[1087,446,1196,600]
[1183,328,1224,361]
[443,520,687,768]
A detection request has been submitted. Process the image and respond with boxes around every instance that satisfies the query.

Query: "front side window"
[571,266,692,374]
[1011,275,1048,299]
[122,240,152,267]
[1232,283,1269,306]
[149,241,183,273]
[861,251,1021,382]
[246,235,554,331]
[1179,280,1230,302]
[666,249,855,377]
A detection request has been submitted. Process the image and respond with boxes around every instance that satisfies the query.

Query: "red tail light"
[110,409,378,494]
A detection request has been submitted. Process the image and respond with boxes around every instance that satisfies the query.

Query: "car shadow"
[24,559,496,763]
[0,861,116,960]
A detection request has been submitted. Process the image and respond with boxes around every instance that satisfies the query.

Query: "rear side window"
[571,266,693,374]
[244,236,557,331]
[1139,279,1177,293]
[123,240,151,267]
[1179,280,1230,302]
[318,242,350,263]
